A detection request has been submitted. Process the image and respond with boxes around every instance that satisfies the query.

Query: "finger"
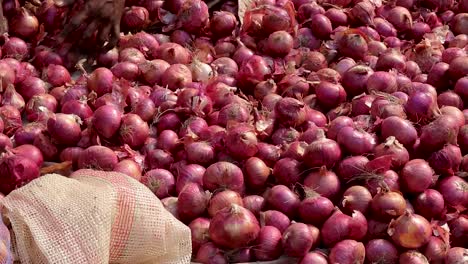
[59,9,88,42]
[53,0,76,7]
[97,23,112,45]
[28,0,42,6]
[104,21,120,51]
[82,20,99,40]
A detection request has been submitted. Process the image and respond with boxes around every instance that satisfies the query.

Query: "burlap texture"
[0,169,191,264]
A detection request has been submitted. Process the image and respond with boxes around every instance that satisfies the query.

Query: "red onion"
[337,127,377,155]
[244,157,270,191]
[121,6,149,31]
[423,236,449,263]
[203,162,244,193]
[380,116,417,147]
[388,211,432,249]
[371,189,407,221]
[225,125,258,159]
[119,114,149,148]
[0,61,15,90]
[321,210,368,247]
[445,247,468,264]
[259,210,290,234]
[0,154,40,194]
[177,0,209,33]
[47,114,81,145]
[272,158,302,187]
[399,250,429,264]
[336,31,368,60]
[60,147,82,165]
[365,239,398,264]
[419,114,459,152]
[2,84,25,111]
[113,159,142,181]
[92,105,122,139]
[87,68,114,96]
[438,176,468,210]
[242,195,264,216]
[428,144,462,176]
[208,190,243,217]
[189,217,210,252]
[10,8,39,38]
[329,239,365,264]
[33,133,58,161]
[8,145,42,170]
[341,186,372,214]
[18,76,47,102]
[304,131,341,168]
[209,204,260,249]
[0,105,22,136]
[304,167,340,199]
[237,55,272,88]
[161,64,192,90]
[2,37,28,60]
[449,56,468,81]
[175,164,205,194]
[341,65,373,96]
[77,146,118,171]
[299,191,334,226]
[97,48,118,67]
[264,185,300,218]
[412,189,445,220]
[374,136,409,169]
[141,169,175,199]
[337,155,369,182]
[177,183,209,222]
[315,81,347,109]
[43,64,70,87]
[195,242,227,264]
[253,226,283,261]
[448,215,467,247]
[282,223,314,258]
[14,122,45,146]
[400,159,434,193]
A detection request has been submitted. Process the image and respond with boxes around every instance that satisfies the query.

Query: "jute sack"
[0,169,191,264]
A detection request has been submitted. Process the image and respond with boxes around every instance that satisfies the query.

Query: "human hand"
[55,0,125,50]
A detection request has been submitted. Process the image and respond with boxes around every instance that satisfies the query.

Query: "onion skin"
[264,185,300,218]
[399,250,430,264]
[0,155,40,195]
[388,211,432,249]
[178,183,209,223]
[321,210,368,247]
[438,176,468,210]
[299,193,334,226]
[329,239,365,264]
[92,105,122,139]
[304,134,342,169]
[304,168,340,199]
[401,159,434,194]
[208,190,243,217]
[189,217,210,253]
[365,239,399,264]
[203,161,244,193]
[445,247,468,264]
[253,226,283,261]
[282,223,314,258]
[299,251,328,264]
[413,189,445,220]
[141,169,175,199]
[77,146,118,171]
[341,186,372,214]
[259,210,291,234]
[371,190,407,221]
[209,204,260,249]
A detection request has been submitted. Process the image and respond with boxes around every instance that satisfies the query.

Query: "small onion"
[388,211,432,249]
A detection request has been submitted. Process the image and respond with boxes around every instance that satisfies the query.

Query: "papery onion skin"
[253,226,283,261]
[208,190,243,217]
[77,146,118,171]
[178,183,209,223]
[209,204,260,249]
[329,239,365,264]
[189,217,210,253]
[282,223,314,258]
[438,176,468,209]
[321,210,368,247]
[371,189,407,221]
[365,239,399,264]
[203,161,244,193]
[399,250,430,264]
[388,211,432,249]
[141,169,175,199]
[401,159,434,194]
[445,247,468,264]
[259,210,291,234]
[264,185,300,218]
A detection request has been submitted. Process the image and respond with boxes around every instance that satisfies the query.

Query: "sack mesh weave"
[0,169,191,264]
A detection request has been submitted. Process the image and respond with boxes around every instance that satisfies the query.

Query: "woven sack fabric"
[0,169,191,264]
